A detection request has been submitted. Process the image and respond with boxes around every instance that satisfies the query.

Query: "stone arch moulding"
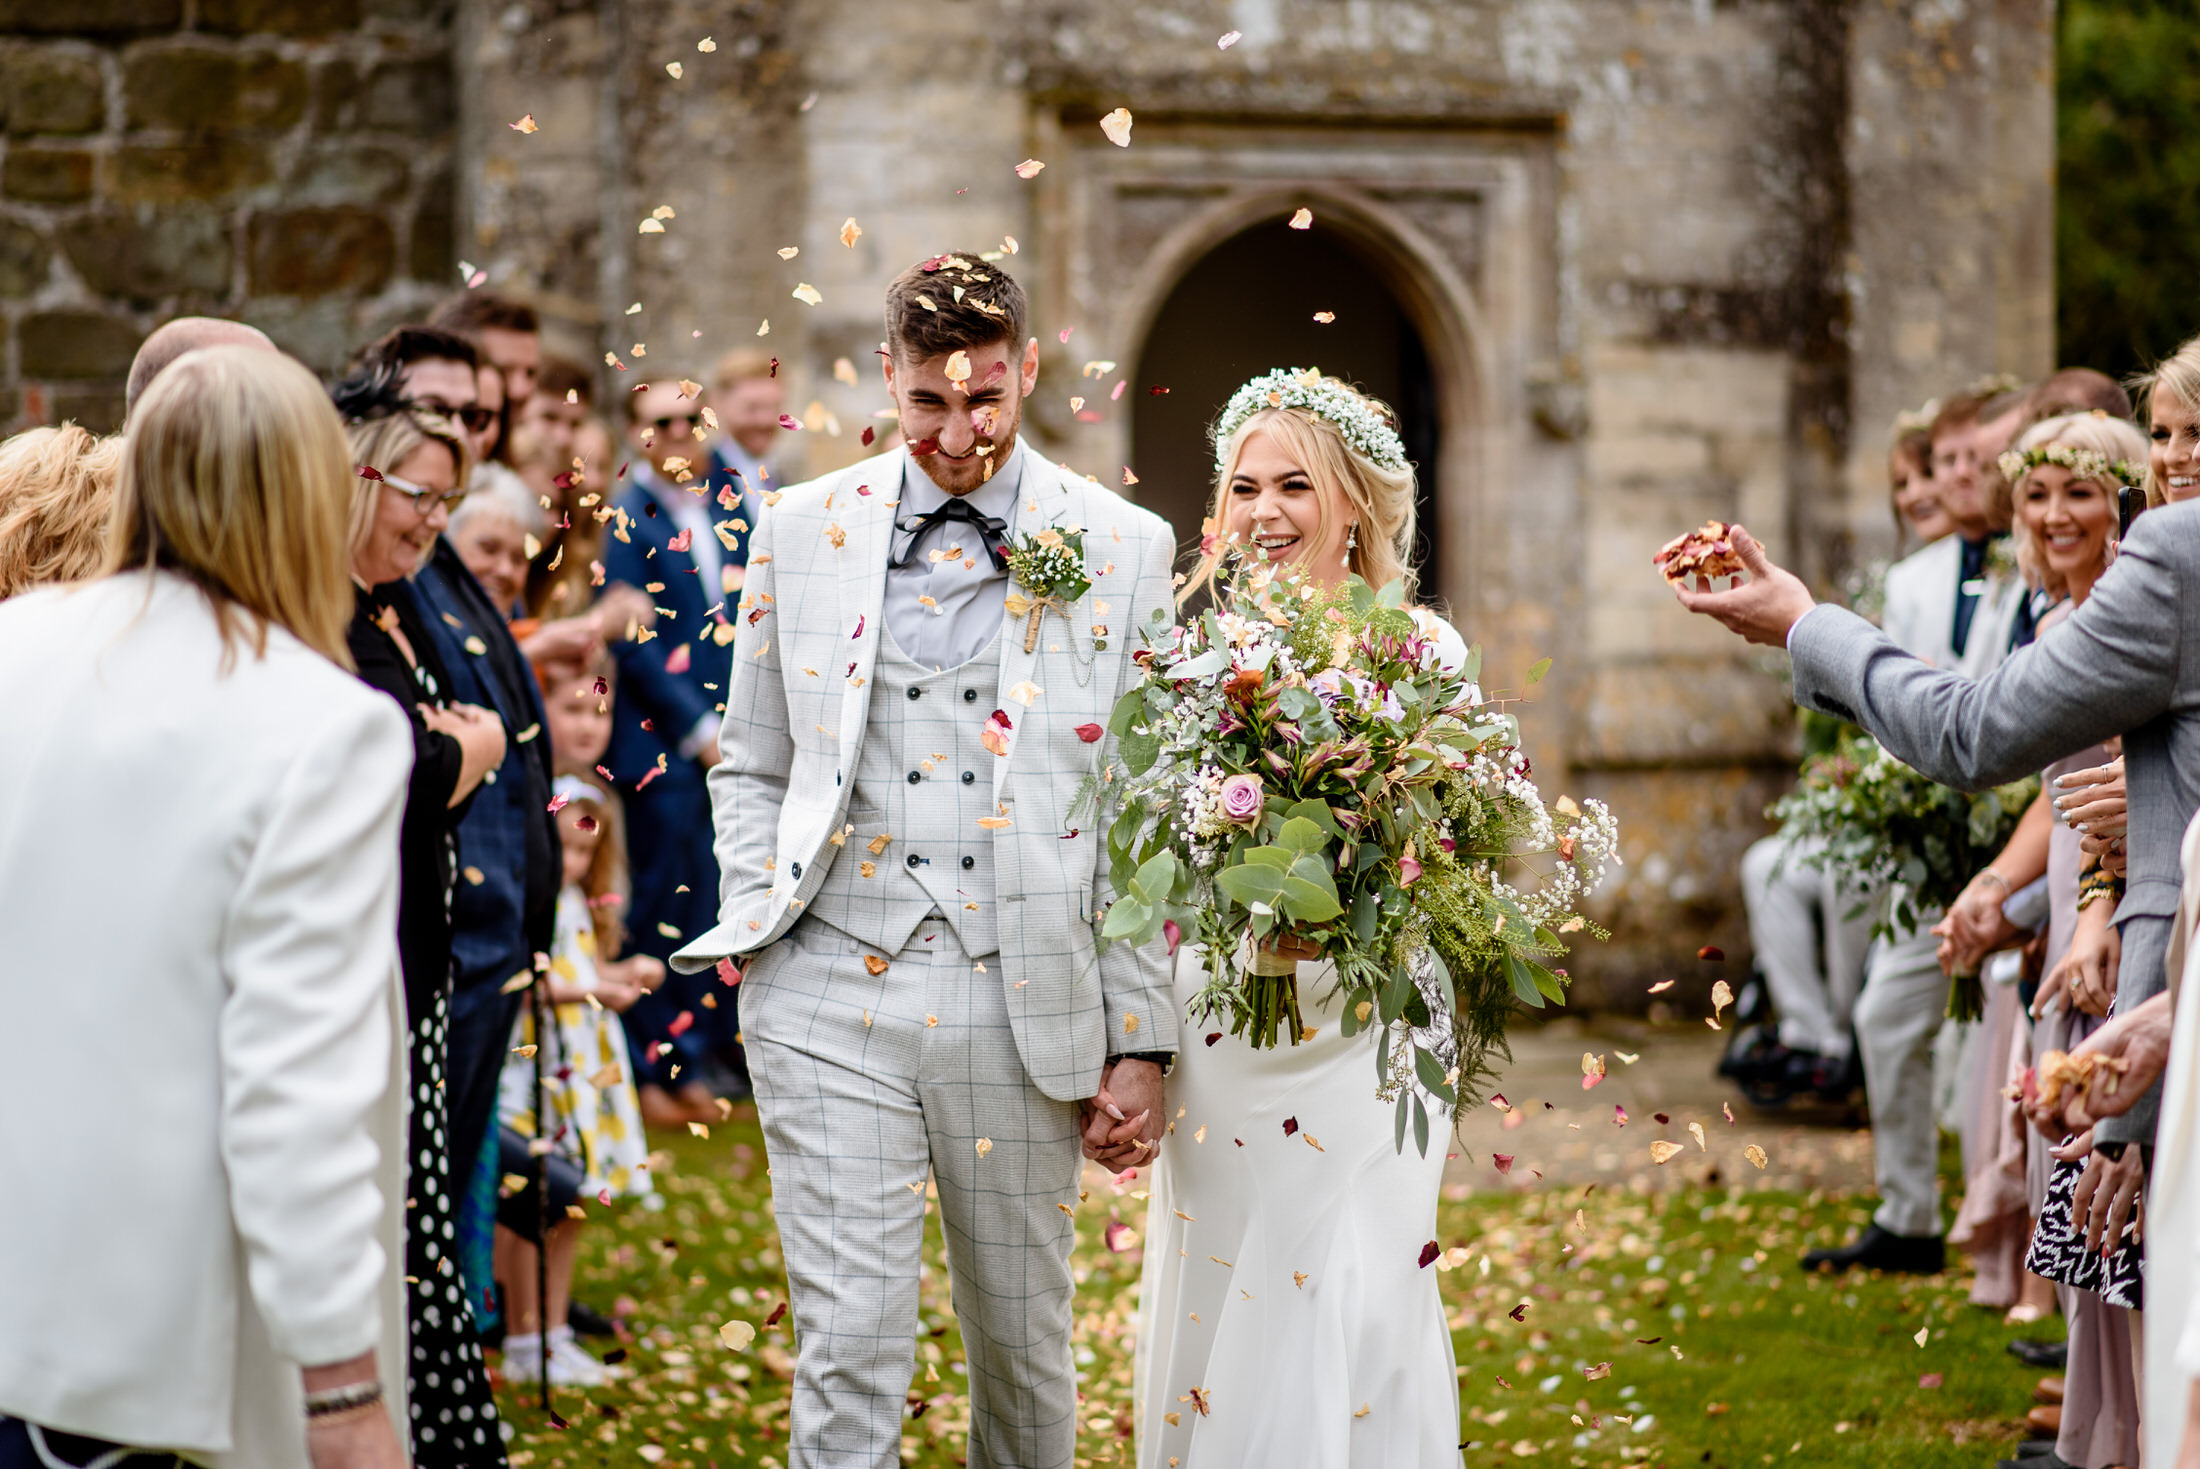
[1028,115,1564,636]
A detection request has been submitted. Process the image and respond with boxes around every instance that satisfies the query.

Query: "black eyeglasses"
[649,413,704,435]
[404,396,498,434]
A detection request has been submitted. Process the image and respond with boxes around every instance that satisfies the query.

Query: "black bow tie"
[890,496,1011,571]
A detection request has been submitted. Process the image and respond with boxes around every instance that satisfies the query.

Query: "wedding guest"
[121,315,273,421]
[606,375,748,1114]
[433,290,542,412]
[2000,413,2150,1469]
[496,773,658,1385]
[344,407,509,1463]
[0,346,409,1467]
[1805,384,2038,1275]
[0,424,124,600]
[706,347,793,525]
[515,354,592,481]
[2139,331,2200,507]
[336,328,572,1340]
[1892,408,1954,550]
[448,472,543,618]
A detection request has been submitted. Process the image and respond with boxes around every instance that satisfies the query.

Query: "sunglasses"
[649,413,705,435]
[381,471,470,515]
[404,397,499,434]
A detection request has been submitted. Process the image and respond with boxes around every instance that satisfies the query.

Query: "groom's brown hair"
[883,250,1029,364]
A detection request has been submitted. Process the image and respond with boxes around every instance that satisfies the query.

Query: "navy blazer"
[602,467,740,787]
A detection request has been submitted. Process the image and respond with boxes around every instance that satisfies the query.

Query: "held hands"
[593,953,662,1012]
[2057,758,2130,869]
[1666,525,1817,647]
[1932,872,2024,978]
[1080,1058,1165,1168]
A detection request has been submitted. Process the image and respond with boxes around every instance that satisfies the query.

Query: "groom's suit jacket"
[672,441,1179,1102]
[1790,498,2200,1145]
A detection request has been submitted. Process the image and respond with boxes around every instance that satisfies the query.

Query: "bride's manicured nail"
[1104,1103,1127,1122]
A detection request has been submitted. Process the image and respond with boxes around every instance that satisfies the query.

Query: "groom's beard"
[912,401,1022,498]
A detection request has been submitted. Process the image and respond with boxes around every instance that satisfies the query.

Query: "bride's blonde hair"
[1181,380,1419,605]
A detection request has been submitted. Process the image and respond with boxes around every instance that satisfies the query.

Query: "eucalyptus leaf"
[1412,1092,1430,1155]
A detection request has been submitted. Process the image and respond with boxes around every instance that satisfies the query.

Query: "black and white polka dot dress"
[392,625,506,1464]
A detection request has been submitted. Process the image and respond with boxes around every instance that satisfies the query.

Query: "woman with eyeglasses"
[343,408,511,1465]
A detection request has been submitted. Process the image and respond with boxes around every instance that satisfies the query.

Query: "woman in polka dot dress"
[346,409,511,1463]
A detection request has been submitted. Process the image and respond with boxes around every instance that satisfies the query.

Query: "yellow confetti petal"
[1015,158,1046,179]
[1123,1012,1140,1034]
[1648,1140,1684,1164]
[718,1319,755,1349]
[840,216,863,248]
[1745,1143,1769,1170]
[638,218,665,234]
[975,1137,994,1158]
[944,349,972,385]
[1288,207,1314,229]
[791,282,823,306]
[509,113,538,134]
[1688,1121,1707,1150]
[1313,310,1335,323]
[1914,1326,1930,1347]
[688,1121,710,1138]
[697,35,716,52]
[777,246,799,260]
[665,60,684,78]
[1100,107,1134,147]
[1007,679,1042,706]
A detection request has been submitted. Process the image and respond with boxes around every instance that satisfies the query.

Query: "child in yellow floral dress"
[497,772,661,1384]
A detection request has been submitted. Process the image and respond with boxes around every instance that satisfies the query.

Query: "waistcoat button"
[961,855,975,870]
[961,770,974,785]
[907,770,921,784]
[907,686,922,700]
[906,853,921,868]
[963,688,977,702]
[790,861,802,879]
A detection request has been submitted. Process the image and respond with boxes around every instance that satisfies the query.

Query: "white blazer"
[1879,533,2025,677]
[0,572,412,1462]
[673,441,1181,1101]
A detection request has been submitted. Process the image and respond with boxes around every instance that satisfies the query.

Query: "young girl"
[496,773,661,1385]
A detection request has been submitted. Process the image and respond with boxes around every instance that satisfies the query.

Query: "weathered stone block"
[5,47,105,135]
[61,206,234,304]
[196,0,362,37]
[0,0,179,37]
[408,164,453,284]
[110,141,271,202]
[286,143,410,204]
[3,146,92,202]
[125,45,308,133]
[20,309,140,379]
[0,216,51,296]
[47,385,124,433]
[358,56,453,135]
[247,206,394,296]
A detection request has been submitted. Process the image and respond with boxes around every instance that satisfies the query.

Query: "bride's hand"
[1081,1059,1164,1167]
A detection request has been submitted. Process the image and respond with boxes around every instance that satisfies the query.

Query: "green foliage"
[2058,1,2200,380]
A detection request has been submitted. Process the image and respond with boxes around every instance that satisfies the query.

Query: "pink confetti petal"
[1492,1153,1515,1175]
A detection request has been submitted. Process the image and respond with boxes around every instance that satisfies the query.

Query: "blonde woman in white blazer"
[0,346,412,1469]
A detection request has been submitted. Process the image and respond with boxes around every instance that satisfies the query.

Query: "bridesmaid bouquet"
[1768,729,2038,1018]
[1089,548,1620,1152]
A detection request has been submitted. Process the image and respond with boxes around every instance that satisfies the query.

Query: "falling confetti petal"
[638,218,665,234]
[777,246,799,260]
[1313,311,1336,323]
[1914,1327,1930,1348]
[1100,107,1134,146]
[665,61,683,78]
[1016,158,1047,179]
[1699,944,1725,961]
[791,282,823,305]
[1745,1143,1769,1169]
[1648,1141,1685,1164]
[509,114,538,134]
[1288,207,1314,229]
[718,1319,755,1350]
[840,216,863,248]
[1417,1241,1441,1268]
[1074,722,1105,743]
[698,36,716,51]
[1218,29,1242,48]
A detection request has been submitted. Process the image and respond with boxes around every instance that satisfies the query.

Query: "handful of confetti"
[1652,520,1745,585]
[2025,1048,2130,1112]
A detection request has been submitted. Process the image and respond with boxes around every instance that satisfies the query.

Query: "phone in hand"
[2119,484,2141,539]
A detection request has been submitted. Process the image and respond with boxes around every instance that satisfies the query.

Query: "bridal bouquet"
[1089,549,1620,1153]
[1769,730,2038,1017]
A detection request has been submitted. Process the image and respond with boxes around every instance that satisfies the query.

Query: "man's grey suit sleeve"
[1788,531,2182,792]
[1093,526,1180,1055]
[2096,913,2171,1148]
[703,506,794,954]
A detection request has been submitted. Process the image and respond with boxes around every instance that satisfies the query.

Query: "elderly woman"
[446,469,542,618]
[0,423,125,600]
[344,408,511,1465]
[0,347,409,1466]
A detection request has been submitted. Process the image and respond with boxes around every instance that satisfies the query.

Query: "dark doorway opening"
[1130,217,1442,596]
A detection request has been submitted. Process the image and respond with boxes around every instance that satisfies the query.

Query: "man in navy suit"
[603,375,751,1108]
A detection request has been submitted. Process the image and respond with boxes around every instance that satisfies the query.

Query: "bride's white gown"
[1134,611,1467,1469]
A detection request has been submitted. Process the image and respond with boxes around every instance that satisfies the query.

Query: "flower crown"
[1212,367,1409,474]
[1996,441,2145,491]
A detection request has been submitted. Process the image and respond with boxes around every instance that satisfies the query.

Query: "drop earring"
[1345,521,1359,554]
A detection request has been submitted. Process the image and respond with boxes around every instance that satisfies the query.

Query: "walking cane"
[529,967,551,1415]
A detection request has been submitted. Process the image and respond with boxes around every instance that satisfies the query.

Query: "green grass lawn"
[494,1113,2050,1469]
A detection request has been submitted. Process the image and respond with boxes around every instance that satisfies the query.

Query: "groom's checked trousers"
[742,915,1083,1469]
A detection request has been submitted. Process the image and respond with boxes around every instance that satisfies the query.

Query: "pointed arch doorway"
[1129,216,1442,597]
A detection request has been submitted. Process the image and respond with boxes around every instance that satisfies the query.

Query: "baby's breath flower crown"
[1996,441,2145,492]
[1212,367,1410,475]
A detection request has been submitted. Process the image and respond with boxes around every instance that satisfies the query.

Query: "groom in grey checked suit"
[673,252,1178,1467]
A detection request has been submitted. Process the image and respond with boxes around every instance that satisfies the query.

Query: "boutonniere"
[1006,525,1093,652]
[1985,537,2020,582]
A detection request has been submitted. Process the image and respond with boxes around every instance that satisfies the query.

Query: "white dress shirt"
[883,442,1026,670]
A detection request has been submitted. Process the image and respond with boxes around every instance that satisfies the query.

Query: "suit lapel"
[835,451,903,764]
[994,455,1072,803]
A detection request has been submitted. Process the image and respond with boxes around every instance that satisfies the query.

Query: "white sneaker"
[503,1326,607,1386]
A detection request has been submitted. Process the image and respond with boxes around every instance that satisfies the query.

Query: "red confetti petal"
[765,1300,788,1327]
[357,464,385,480]
[716,957,742,986]
[663,642,692,675]
[1698,945,1725,961]
[1282,1116,1299,1136]
[1509,1302,1530,1321]
[1163,919,1184,954]
[1417,1240,1440,1269]
[1492,1153,1515,1174]
[778,414,802,430]
[667,1010,694,1038]
[861,425,877,447]
[1205,1031,1222,1047]
[1074,722,1105,742]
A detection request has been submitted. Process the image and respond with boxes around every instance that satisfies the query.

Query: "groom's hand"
[1081,1059,1164,1167]
[1667,524,1816,648]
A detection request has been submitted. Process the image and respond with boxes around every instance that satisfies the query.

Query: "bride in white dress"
[1133,374,1466,1468]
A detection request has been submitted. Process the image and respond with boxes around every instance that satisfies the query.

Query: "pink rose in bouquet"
[1219,772,1265,825]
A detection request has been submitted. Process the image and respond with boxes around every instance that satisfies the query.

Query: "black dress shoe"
[2007,1339,2069,1369]
[1799,1224,1945,1274]
[567,1299,617,1338]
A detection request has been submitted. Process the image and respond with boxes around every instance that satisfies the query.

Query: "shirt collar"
[899,438,1026,529]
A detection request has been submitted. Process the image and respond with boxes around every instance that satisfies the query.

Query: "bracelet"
[305,1400,383,1429]
[1976,869,2011,894]
[304,1379,384,1418]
